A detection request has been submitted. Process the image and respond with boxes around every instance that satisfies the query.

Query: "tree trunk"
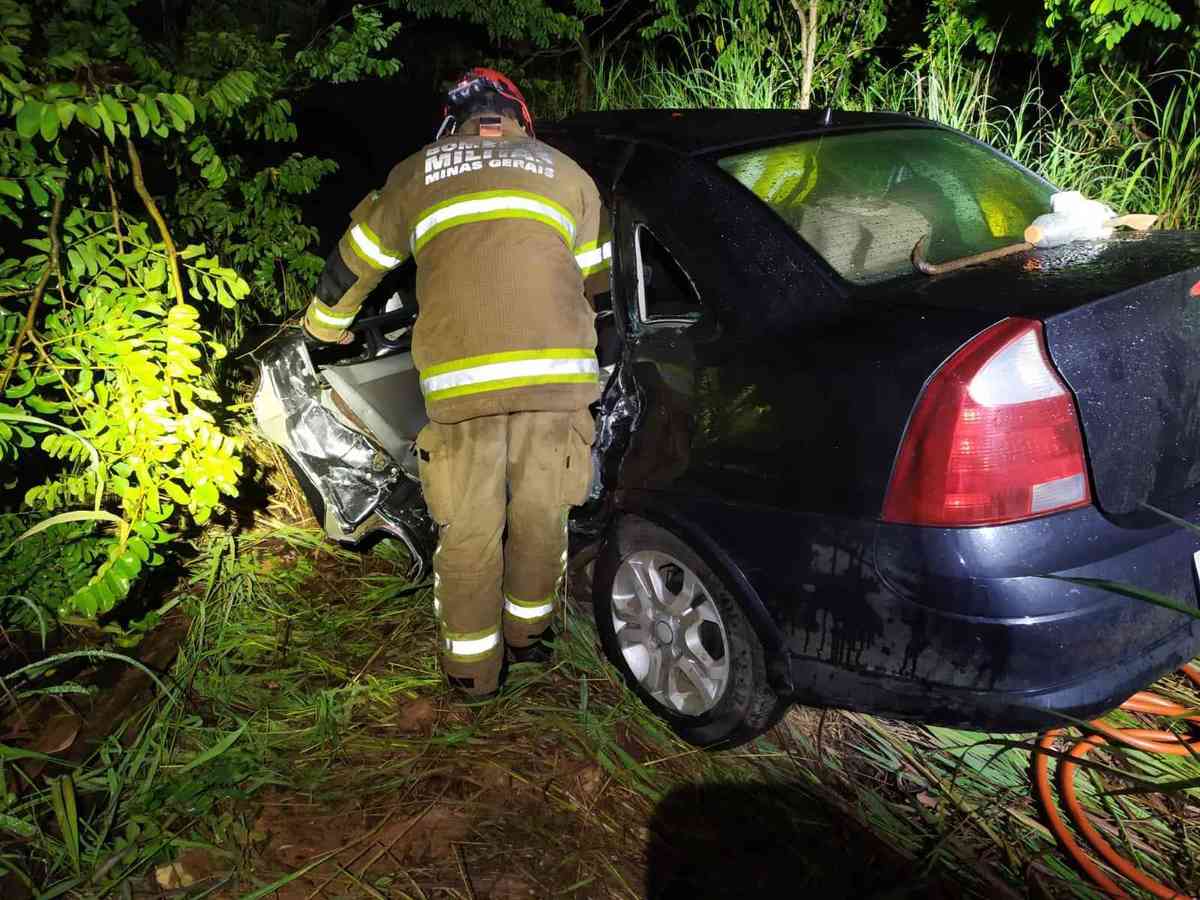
[801,0,819,111]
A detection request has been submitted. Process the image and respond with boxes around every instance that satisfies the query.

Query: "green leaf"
[111,551,141,580]
[16,99,44,139]
[131,102,149,137]
[104,568,130,599]
[127,536,150,562]
[146,501,174,523]
[45,81,81,100]
[39,103,59,141]
[95,102,115,143]
[0,812,38,839]
[99,94,127,125]
[192,481,220,507]
[171,92,195,124]
[91,573,116,609]
[144,260,166,290]
[28,178,47,206]
[4,378,35,399]
[142,94,161,127]
[76,103,100,129]
[25,394,63,414]
[0,180,21,200]
[159,94,186,131]
[55,100,76,129]
[162,479,190,505]
[73,586,98,617]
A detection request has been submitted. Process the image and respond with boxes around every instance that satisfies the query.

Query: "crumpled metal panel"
[253,333,400,538]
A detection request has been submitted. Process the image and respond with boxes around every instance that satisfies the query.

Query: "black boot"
[508,627,557,665]
[447,654,508,699]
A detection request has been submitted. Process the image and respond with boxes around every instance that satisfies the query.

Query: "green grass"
[0,487,809,896]
[4,494,1200,897]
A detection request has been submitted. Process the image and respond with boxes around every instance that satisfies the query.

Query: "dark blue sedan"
[254,109,1200,748]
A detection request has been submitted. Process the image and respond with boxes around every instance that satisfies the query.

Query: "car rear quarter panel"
[607,145,1200,727]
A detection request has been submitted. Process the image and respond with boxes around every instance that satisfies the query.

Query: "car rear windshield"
[717,128,1054,285]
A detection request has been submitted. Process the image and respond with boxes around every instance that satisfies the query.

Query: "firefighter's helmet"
[444,67,534,136]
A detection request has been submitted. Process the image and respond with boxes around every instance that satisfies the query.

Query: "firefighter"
[303,68,611,697]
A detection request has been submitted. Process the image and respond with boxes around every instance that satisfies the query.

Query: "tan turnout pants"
[416,409,596,694]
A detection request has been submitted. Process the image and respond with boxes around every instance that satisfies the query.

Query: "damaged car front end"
[246,304,438,578]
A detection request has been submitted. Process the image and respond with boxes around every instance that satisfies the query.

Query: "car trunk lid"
[876,232,1200,517]
[1043,254,1200,516]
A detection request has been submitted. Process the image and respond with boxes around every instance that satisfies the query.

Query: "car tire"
[593,515,784,748]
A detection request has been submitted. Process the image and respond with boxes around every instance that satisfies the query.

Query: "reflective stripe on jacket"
[304,115,611,423]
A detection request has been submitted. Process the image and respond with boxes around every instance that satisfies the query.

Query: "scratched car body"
[250,109,1200,748]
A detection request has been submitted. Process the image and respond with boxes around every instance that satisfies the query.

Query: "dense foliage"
[0,0,400,621]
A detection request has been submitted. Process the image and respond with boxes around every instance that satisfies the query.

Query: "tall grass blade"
[1,593,49,648]
[1141,501,1200,537]
[0,743,82,766]
[2,510,126,557]
[175,719,248,774]
[33,876,86,900]
[49,775,80,875]
[4,650,173,697]
[1045,576,1200,620]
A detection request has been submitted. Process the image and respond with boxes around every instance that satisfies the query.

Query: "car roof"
[540,108,930,159]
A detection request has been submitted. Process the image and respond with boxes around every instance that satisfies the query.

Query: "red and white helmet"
[444,66,534,136]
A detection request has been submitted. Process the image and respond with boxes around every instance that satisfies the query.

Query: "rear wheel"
[593,516,784,748]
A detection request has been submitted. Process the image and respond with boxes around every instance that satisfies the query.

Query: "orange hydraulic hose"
[1034,664,1200,899]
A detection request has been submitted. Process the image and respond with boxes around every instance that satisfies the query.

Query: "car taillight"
[882,317,1091,527]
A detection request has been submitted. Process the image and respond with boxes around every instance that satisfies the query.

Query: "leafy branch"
[126,137,183,307]
[0,189,62,392]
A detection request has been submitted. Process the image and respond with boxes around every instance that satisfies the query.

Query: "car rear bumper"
[868,503,1200,729]
[613,492,1200,730]
[783,612,1196,730]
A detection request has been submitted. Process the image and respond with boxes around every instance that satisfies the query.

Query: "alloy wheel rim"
[610,550,731,716]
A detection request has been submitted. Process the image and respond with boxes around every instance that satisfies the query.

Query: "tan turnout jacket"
[304,116,612,423]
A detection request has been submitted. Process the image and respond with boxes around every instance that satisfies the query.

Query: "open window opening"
[634,226,703,325]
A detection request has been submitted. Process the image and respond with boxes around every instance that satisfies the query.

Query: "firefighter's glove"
[302,314,354,345]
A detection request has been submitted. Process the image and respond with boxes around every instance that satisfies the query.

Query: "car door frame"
[596,173,797,694]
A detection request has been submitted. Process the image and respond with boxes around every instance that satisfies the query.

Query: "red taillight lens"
[882,318,1091,527]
